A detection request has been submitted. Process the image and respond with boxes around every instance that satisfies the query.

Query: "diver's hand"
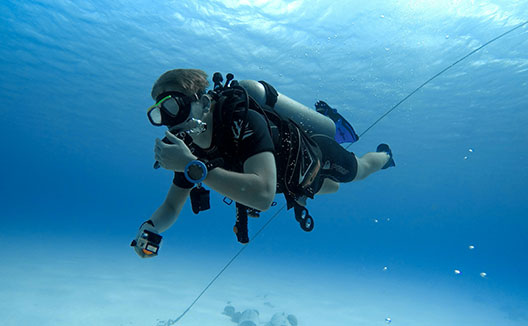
[154,130,197,172]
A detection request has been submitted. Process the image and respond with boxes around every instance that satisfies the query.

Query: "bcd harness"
[188,73,323,243]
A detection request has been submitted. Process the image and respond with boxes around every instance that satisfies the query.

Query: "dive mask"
[147,92,199,127]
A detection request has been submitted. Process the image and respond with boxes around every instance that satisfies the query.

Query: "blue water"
[1,1,527,325]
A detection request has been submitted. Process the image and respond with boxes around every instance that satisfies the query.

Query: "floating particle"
[385,317,392,323]
[383,266,388,271]
[385,47,390,51]
[469,148,473,152]
[374,219,379,223]
[454,269,461,275]
[469,245,475,250]
[380,14,385,18]
[464,156,468,160]
[480,272,487,278]
[386,218,391,222]
[445,34,450,39]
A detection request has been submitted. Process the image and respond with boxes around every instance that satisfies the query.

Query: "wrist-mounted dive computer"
[184,160,208,183]
[184,158,224,184]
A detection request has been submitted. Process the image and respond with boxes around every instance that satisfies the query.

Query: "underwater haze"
[1,0,528,325]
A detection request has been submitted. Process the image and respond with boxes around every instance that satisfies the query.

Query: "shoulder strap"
[212,87,251,157]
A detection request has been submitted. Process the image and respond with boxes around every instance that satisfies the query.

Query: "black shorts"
[312,134,358,184]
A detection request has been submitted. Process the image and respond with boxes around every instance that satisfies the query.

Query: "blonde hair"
[151,69,209,100]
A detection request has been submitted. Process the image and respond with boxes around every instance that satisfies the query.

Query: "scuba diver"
[131,69,395,258]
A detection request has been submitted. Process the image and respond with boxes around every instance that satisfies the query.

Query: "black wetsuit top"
[199,109,275,170]
[173,109,275,187]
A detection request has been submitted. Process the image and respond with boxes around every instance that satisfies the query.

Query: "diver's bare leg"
[296,178,340,207]
[317,178,340,194]
[353,152,390,181]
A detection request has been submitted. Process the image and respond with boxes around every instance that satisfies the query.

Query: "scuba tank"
[237,80,336,138]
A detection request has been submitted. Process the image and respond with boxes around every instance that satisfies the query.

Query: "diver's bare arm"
[150,184,191,232]
[203,151,276,212]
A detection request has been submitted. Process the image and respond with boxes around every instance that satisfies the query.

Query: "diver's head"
[151,69,209,100]
[148,69,212,133]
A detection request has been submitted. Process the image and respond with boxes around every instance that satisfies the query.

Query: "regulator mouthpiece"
[183,118,207,135]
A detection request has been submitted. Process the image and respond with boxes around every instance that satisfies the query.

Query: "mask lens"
[161,97,181,116]
[148,107,162,125]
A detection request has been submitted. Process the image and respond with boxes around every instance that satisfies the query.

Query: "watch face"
[187,162,205,181]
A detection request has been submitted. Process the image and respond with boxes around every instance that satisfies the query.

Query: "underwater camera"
[130,221,163,258]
